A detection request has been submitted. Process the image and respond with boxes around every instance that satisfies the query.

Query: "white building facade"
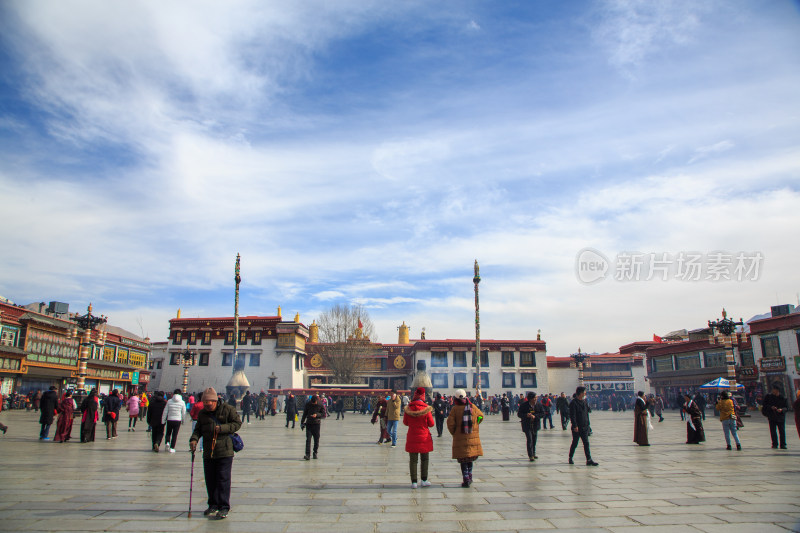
[153,312,308,394]
[748,305,800,401]
[412,338,549,397]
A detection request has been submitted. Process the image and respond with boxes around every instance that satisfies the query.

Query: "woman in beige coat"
[447,389,484,487]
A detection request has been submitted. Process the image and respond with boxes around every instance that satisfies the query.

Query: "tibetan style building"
[0,300,151,397]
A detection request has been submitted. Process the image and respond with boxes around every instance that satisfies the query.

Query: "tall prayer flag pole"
[473,260,481,399]
[233,253,241,374]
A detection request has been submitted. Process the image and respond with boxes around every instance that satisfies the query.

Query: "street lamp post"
[177,348,196,394]
[71,304,108,391]
[570,348,591,388]
[708,308,745,394]
[473,260,481,400]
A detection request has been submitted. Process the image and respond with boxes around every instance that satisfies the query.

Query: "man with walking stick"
[189,387,242,520]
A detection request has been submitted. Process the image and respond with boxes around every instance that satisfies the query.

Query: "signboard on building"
[132,371,139,385]
[794,356,800,373]
[88,367,119,379]
[760,357,786,372]
[24,327,79,366]
[0,357,21,371]
[736,365,759,381]
[588,382,633,391]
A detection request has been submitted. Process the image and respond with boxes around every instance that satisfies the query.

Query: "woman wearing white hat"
[447,389,484,487]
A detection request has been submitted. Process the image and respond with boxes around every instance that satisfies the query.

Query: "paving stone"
[626,513,726,525]
[464,518,555,531]
[694,524,799,533]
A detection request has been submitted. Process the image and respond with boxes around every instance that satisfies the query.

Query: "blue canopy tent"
[699,377,744,390]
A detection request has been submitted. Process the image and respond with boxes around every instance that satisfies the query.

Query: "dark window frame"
[471,351,489,367]
[521,372,537,388]
[704,351,726,368]
[198,352,209,366]
[675,353,701,370]
[453,372,467,388]
[502,372,516,387]
[431,373,448,388]
[431,351,448,367]
[520,351,536,367]
[501,351,515,367]
[452,351,467,367]
[472,371,489,388]
[761,336,781,358]
[249,353,260,367]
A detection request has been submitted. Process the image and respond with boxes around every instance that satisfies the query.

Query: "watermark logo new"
[575,249,763,285]
[575,248,609,285]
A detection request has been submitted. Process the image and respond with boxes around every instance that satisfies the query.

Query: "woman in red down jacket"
[403,387,435,489]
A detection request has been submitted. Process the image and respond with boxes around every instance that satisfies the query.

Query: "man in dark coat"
[301,395,325,460]
[147,391,167,452]
[335,397,345,420]
[694,392,707,420]
[762,385,788,449]
[190,387,242,520]
[568,386,598,466]
[103,389,122,440]
[285,393,297,428]
[556,392,570,430]
[517,392,545,461]
[38,386,59,440]
[633,391,650,446]
[433,393,448,437]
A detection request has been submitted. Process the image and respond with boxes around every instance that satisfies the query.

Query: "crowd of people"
[1,383,798,521]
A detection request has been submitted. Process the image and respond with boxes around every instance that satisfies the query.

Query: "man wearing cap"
[190,387,242,520]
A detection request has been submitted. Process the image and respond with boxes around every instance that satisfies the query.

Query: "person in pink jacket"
[126,394,140,432]
[403,387,435,489]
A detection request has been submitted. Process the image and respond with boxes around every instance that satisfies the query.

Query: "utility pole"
[473,260,481,399]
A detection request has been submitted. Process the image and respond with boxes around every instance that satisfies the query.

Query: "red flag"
[358,318,363,329]
[653,334,662,343]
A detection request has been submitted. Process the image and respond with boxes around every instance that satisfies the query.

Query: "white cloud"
[314,291,345,301]
[592,0,709,76]
[688,140,735,164]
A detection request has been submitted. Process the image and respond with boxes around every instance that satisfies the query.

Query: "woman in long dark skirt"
[683,393,705,444]
[54,390,75,442]
[80,389,99,443]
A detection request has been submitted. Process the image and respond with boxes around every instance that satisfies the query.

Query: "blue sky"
[1,1,799,356]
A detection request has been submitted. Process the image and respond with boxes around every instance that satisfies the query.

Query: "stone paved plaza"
[0,408,798,533]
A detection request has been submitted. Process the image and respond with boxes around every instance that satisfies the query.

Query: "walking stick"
[188,449,195,518]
